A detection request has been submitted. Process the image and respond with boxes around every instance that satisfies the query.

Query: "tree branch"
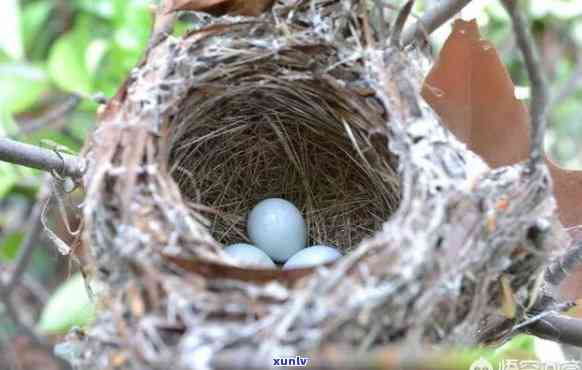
[526,313,582,347]
[1,180,51,293]
[402,0,473,46]
[545,240,582,287]
[502,0,550,168]
[3,197,44,292]
[0,178,72,369]
[551,55,582,108]
[0,138,85,178]
[149,1,177,49]
[19,95,82,134]
[1,294,72,370]
[390,0,415,47]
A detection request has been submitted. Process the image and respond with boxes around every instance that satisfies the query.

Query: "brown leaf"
[422,19,529,168]
[165,0,276,16]
[547,162,582,228]
[422,19,582,229]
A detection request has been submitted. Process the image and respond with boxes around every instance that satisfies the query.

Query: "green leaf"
[495,335,536,356]
[67,110,96,141]
[0,62,48,114]
[0,232,24,261]
[0,162,21,199]
[112,0,151,53]
[37,273,96,335]
[0,109,24,195]
[573,19,582,47]
[429,338,537,370]
[21,1,53,54]
[48,32,92,95]
[0,0,23,60]
[0,108,37,191]
[86,39,110,78]
[112,0,152,27]
[28,129,82,154]
[0,107,19,136]
[75,0,115,19]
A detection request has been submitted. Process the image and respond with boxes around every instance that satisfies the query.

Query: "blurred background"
[0,0,581,369]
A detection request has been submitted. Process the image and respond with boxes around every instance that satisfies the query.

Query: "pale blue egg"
[247,198,306,262]
[224,243,276,268]
[283,245,342,270]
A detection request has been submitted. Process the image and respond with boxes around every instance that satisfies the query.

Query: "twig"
[372,0,387,44]
[401,0,473,46]
[2,190,47,292]
[0,178,72,369]
[149,1,177,49]
[545,240,582,287]
[389,0,415,48]
[551,55,582,108]
[526,312,582,347]
[2,293,46,346]
[501,0,580,348]
[1,294,73,370]
[19,95,82,134]
[0,138,85,178]
[502,0,550,168]
[22,275,50,304]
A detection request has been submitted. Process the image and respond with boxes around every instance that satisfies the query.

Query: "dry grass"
[167,73,400,253]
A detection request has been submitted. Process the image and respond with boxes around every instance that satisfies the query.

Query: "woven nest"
[71,1,562,369]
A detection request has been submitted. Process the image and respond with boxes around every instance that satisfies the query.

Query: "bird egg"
[247,198,306,262]
[283,245,342,270]
[223,243,276,268]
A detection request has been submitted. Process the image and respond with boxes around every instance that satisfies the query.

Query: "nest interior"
[167,49,401,253]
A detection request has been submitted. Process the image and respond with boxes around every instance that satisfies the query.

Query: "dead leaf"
[547,161,582,228]
[422,19,582,229]
[165,0,276,16]
[422,19,529,168]
[500,275,517,319]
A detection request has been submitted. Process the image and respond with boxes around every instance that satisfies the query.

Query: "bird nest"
[71,1,561,369]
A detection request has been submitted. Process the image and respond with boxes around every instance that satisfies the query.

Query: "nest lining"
[167,53,401,254]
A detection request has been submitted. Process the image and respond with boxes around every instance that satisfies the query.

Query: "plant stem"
[0,138,85,178]
[402,0,474,46]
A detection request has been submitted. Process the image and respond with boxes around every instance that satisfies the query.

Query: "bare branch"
[545,240,582,287]
[402,0,473,46]
[19,95,81,134]
[502,0,550,168]
[551,55,582,108]
[526,312,582,347]
[390,0,415,47]
[0,138,85,178]
[2,294,46,346]
[1,294,72,370]
[0,178,72,369]
[2,186,48,292]
[149,2,177,49]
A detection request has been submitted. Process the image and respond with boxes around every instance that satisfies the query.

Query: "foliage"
[0,0,153,346]
[37,273,96,334]
[0,0,153,237]
[0,0,581,365]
